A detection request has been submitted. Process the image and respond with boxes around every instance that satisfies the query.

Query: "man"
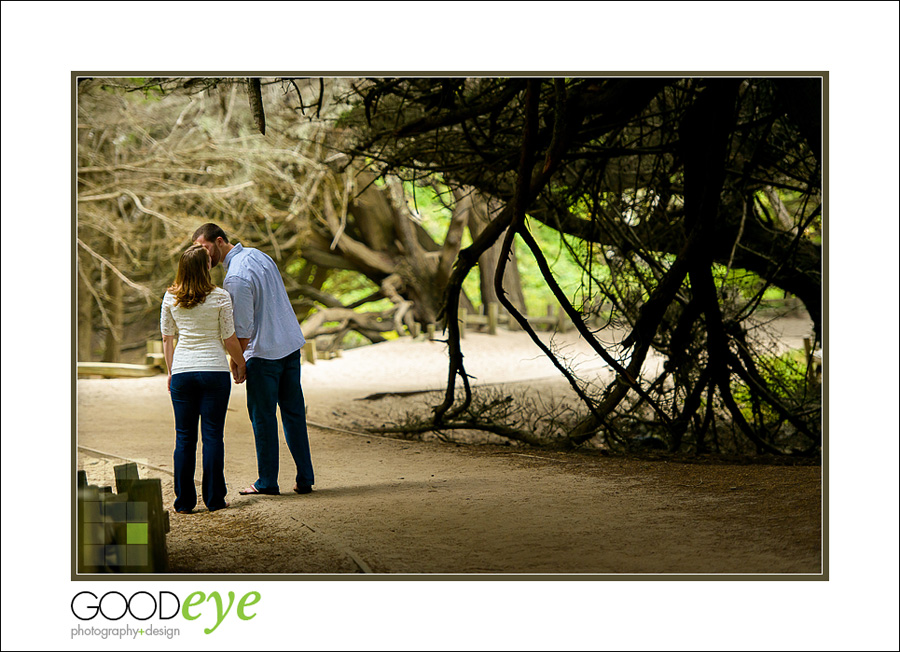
[193,223,314,495]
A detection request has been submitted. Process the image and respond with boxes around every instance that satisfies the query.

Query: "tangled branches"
[341,76,822,455]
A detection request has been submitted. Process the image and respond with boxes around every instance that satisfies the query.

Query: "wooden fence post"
[305,340,318,365]
[507,308,520,331]
[114,462,140,495]
[427,323,436,341]
[557,305,569,333]
[459,308,467,339]
[145,340,165,371]
[487,302,499,335]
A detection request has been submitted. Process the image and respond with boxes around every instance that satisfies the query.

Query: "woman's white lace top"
[160,287,235,373]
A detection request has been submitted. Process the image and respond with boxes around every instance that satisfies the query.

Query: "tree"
[336,76,822,454]
[76,77,526,362]
[78,75,822,455]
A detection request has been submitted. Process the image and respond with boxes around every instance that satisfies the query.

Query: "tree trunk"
[78,256,94,361]
[456,189,527,316]
[348,170,396,252]
[762,186,794,232]
[102,238,123,363]
[301,170,479,331]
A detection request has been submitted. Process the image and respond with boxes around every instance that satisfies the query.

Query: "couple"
[160,223,314,514]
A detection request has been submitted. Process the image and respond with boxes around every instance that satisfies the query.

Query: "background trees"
[77,78,526,360]
[77,75,822,455]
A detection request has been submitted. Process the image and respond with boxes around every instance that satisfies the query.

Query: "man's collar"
[223,242,242,271]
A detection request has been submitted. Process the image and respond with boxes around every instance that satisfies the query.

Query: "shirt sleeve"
[160,293,177,336]
[224,275,255,339]
[218,290,236,340]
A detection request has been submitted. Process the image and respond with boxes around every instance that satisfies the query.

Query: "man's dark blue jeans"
[170,371,231,512]
[245,349,314,494]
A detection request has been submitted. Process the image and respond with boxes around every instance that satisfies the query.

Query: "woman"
[160,244,246,513]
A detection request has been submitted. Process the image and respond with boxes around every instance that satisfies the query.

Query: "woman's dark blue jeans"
[170,371,231,512]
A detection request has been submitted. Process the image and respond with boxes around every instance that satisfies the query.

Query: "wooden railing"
[303,302,591,364]
[77,341,168,378]
[79,297,809,370]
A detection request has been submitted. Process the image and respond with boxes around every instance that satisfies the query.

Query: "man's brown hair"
[192,223,229,244]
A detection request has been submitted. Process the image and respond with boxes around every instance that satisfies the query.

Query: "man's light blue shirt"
[223,243,306,361]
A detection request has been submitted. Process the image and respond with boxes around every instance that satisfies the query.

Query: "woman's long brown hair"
[168,244,216,308]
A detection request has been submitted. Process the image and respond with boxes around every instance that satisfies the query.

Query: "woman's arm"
[162,334,176,392]
[218,290,246,384]
[160,293,178,392]
[224,333,246,384]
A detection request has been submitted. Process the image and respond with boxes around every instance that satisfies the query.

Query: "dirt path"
[77,324,822,575]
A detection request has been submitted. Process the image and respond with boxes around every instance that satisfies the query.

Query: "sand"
[76,320,822,575]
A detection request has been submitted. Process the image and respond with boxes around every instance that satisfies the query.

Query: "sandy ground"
[76,317,822,575]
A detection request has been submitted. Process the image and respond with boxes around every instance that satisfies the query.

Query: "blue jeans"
[245,350,314,493]
[170,371,231,511]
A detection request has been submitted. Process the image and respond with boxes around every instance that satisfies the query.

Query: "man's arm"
[230,337,251,379]
[223,275,256,344]
[224,275,254,379]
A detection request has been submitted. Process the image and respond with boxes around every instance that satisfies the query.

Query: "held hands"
[224,334,247,384]
[231,357,246,384]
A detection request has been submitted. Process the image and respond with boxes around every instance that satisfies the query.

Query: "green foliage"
[517,221,590,316]
[96,78,166,104]
[753,187,822,245]
[285,259,304,276]
[319,270,394,313]
[337,330,372,349]
[403,181,451,240]
[732,349,815,425]
[402,181,483,305]
[710,265,784,300]
[398,181,604,314]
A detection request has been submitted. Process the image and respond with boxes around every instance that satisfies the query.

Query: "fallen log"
[78,362,161,378]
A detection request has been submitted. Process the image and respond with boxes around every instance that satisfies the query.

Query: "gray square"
[106,502,126,522]
[83,523,104,545]
[105,545,126,568]
[127,501,148,522]
[83,502,103,523]
[126,545,148,567]
[83,545,104,566]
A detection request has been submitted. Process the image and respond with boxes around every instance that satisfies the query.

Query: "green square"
[127,522,148,544]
